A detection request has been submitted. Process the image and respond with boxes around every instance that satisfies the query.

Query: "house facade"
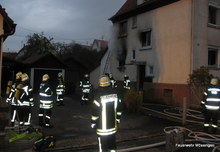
[108,0,220,106]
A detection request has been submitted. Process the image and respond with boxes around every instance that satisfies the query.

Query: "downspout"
[0,23,16,99]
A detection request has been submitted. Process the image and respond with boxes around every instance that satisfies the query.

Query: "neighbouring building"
[104,0,220,106]
[0,5,16,130]
[22,52,66,93]
[91,39,108,52]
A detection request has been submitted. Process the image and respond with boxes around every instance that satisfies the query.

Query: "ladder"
[103,51,111,75]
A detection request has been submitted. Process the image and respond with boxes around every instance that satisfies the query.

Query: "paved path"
[0,95,186,152]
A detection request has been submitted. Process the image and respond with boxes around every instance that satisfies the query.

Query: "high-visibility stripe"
[205,105,219,110]
[208,88,220,92]
[94,100,100,107]
[45,87,50,92]
[40,93,52,97]
[204,124,209,127]
[91,115,99,120]
[207,98,220,102]
[40,100,53,104]
[98,137,102,152]
[212,124,218,128]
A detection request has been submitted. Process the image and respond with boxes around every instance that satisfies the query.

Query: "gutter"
[0,23,17,40]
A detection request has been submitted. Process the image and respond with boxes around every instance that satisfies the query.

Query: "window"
[208,47,219,67]
[132,16,137,28]
[146,65,154,77]
[208,5,220,27]
[164,89,173,97]
[119,21,127,37]
[132,50,136,60]
[209,6,217,24]
[141,29,151,49]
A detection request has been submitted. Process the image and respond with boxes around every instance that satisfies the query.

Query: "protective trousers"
[97,134,116,152]
[204,109,219,133]
[38,108,52,127]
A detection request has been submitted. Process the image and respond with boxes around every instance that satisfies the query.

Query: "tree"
[16,33,57,61]
[187,66,213,105]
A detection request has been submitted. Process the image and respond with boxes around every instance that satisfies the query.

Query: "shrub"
[123,89,143,113]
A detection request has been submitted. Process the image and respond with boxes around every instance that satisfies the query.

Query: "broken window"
[141,29,151,48]
[208,48,218,67]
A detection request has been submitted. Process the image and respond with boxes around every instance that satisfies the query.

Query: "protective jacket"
[91,86,122,136]
[109,77,117,88]
[56,77,65,95]
[80,79,91,93]
[6,79,21,105]
[124,76,131,89]
[17,81,34,107]
[39,81,53,109]
[201,85,220,110]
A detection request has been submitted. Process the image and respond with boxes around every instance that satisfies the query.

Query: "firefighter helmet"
[99,76,110,87]
[84,74,89,78]
[16,72,22,80]
[58,72,62,77]
[21,73,29,82]
[210,78,218,86]
[42,74,50,81]
[109,73,113,78]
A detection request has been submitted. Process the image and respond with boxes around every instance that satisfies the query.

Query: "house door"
[138,65,146,90]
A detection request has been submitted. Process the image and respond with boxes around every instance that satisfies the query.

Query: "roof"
[0,5,16,41]
[3,52,18,59]
[109,0,180,23]
[92,39,108,51]
[22,52,67,68]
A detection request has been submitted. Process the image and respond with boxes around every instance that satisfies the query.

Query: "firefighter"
[108,73,117,88]
[123,75,131,89]
[16,73,34,126]
[91,76,122,152]
[38,74,53,127]
[56,72,65,106]
[6,72,22,126]
[201,77,220,133]
[80,74,92,104]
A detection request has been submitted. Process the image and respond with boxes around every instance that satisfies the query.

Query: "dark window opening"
[164,89,173,97]
[119,21,127,37]
[208,49,218,66]
[141,30,151,47]
[132,50,136,59]
[209,6,217,24]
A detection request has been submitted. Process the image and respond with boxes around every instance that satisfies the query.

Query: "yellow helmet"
[210,78,218,85]
[42,74,50,81]
[16,72,22,80]
[21,73,29,82]
[99,76,110,87]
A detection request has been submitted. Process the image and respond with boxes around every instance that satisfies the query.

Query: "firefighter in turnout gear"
[6,72,22,126]
[16,73,34,126]
[201,77,220,133]
[91,76,122,152]
[123,75,131,89]
[56,72,65,106]
[80,74,92,104]
[38,74,53,127]
[108,73,117,88]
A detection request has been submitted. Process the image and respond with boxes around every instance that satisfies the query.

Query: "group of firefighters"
[5,71,220,152]
[6,72,65,128]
